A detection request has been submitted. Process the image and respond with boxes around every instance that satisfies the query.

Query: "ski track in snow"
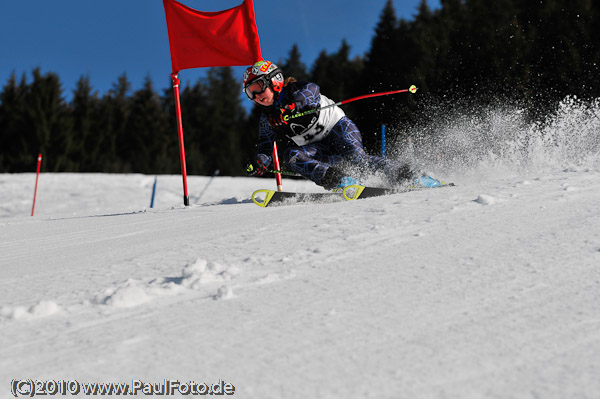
[2,101,600,398]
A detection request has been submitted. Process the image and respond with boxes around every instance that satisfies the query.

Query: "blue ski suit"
[255,81,411,187]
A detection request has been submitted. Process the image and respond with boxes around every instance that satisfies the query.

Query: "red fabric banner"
[163,0,262,73]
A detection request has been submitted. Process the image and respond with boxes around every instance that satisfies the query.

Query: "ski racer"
[243,59,440,190]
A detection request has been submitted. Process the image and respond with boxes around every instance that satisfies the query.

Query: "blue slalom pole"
[381,124,386,157]
[150,176,157,208]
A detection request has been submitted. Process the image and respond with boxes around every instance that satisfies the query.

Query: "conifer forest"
[1,0,599,175]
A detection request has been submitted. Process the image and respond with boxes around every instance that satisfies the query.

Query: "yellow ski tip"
[409,85,418,94]
[342,185,365,201]
[252,189,276,207]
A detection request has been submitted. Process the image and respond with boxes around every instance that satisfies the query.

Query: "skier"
[243,59,440,190]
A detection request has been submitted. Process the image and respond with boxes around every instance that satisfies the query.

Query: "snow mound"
[94,258,239,308]
[213,285,235,301]
[0,300,61,320]
[179,258,240,288]
[475,194,496,205]
[96,281,153,308]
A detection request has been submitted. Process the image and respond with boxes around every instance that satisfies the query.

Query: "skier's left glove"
[245,159,268,176]
[269,103,296,128]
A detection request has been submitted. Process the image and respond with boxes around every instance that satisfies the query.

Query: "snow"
[2,99,600,398]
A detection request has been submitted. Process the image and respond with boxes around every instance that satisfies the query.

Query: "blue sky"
[0,1,440,101]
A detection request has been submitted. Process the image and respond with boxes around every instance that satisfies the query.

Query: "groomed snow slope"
[1,99,600,398]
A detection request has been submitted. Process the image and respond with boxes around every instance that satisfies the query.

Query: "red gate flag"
[163,0,262,73]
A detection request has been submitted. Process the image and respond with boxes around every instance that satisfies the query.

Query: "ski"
[251,182,455,207]
[251,189,343,207]
[342,182,455,200]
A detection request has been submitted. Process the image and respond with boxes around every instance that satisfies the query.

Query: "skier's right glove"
[245,159,268,176]
[269,103,296,128]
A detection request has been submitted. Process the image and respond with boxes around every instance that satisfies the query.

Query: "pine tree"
[124,75,172,174]
[408,0,438,93]
[364,0,401,91]
[589,0,600,97]
[515,0,592,110]
[309,42,351,100]
[461,0,523,99]
[26,68,73,172]
[106,73,133,172]
[435,0,467,94]
[306,40,365,136]
[359,0,403,151]
[70,75,101,171]
[202,67,248,176]
[174,77,211,175]
[281,44,309,82]
[0,73,29,172]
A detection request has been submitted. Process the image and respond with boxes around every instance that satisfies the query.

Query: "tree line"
[1,0,599,174]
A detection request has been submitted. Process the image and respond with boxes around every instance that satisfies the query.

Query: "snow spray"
[31,153,42,216]
[388,96,600,180]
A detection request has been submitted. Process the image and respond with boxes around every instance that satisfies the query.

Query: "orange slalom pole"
[31,153,42,216]
[171,73,190,206]
[272,141,283,192]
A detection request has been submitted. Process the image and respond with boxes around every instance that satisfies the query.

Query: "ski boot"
[411,175,443,188]
[332,176,359,193]
[322,166,359,192]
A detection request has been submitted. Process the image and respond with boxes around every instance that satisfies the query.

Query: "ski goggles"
[244,75,270,100]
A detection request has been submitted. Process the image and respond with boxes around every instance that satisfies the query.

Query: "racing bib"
[283,95,345,146]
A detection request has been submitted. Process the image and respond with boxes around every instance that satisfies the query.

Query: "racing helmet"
[242,60,284,100]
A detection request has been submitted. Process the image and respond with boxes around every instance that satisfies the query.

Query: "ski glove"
[269,103,296,128]
[246,159,268,176]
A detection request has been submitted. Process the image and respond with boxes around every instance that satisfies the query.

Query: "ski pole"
[268,169,299,176]
[284,85,418,122]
